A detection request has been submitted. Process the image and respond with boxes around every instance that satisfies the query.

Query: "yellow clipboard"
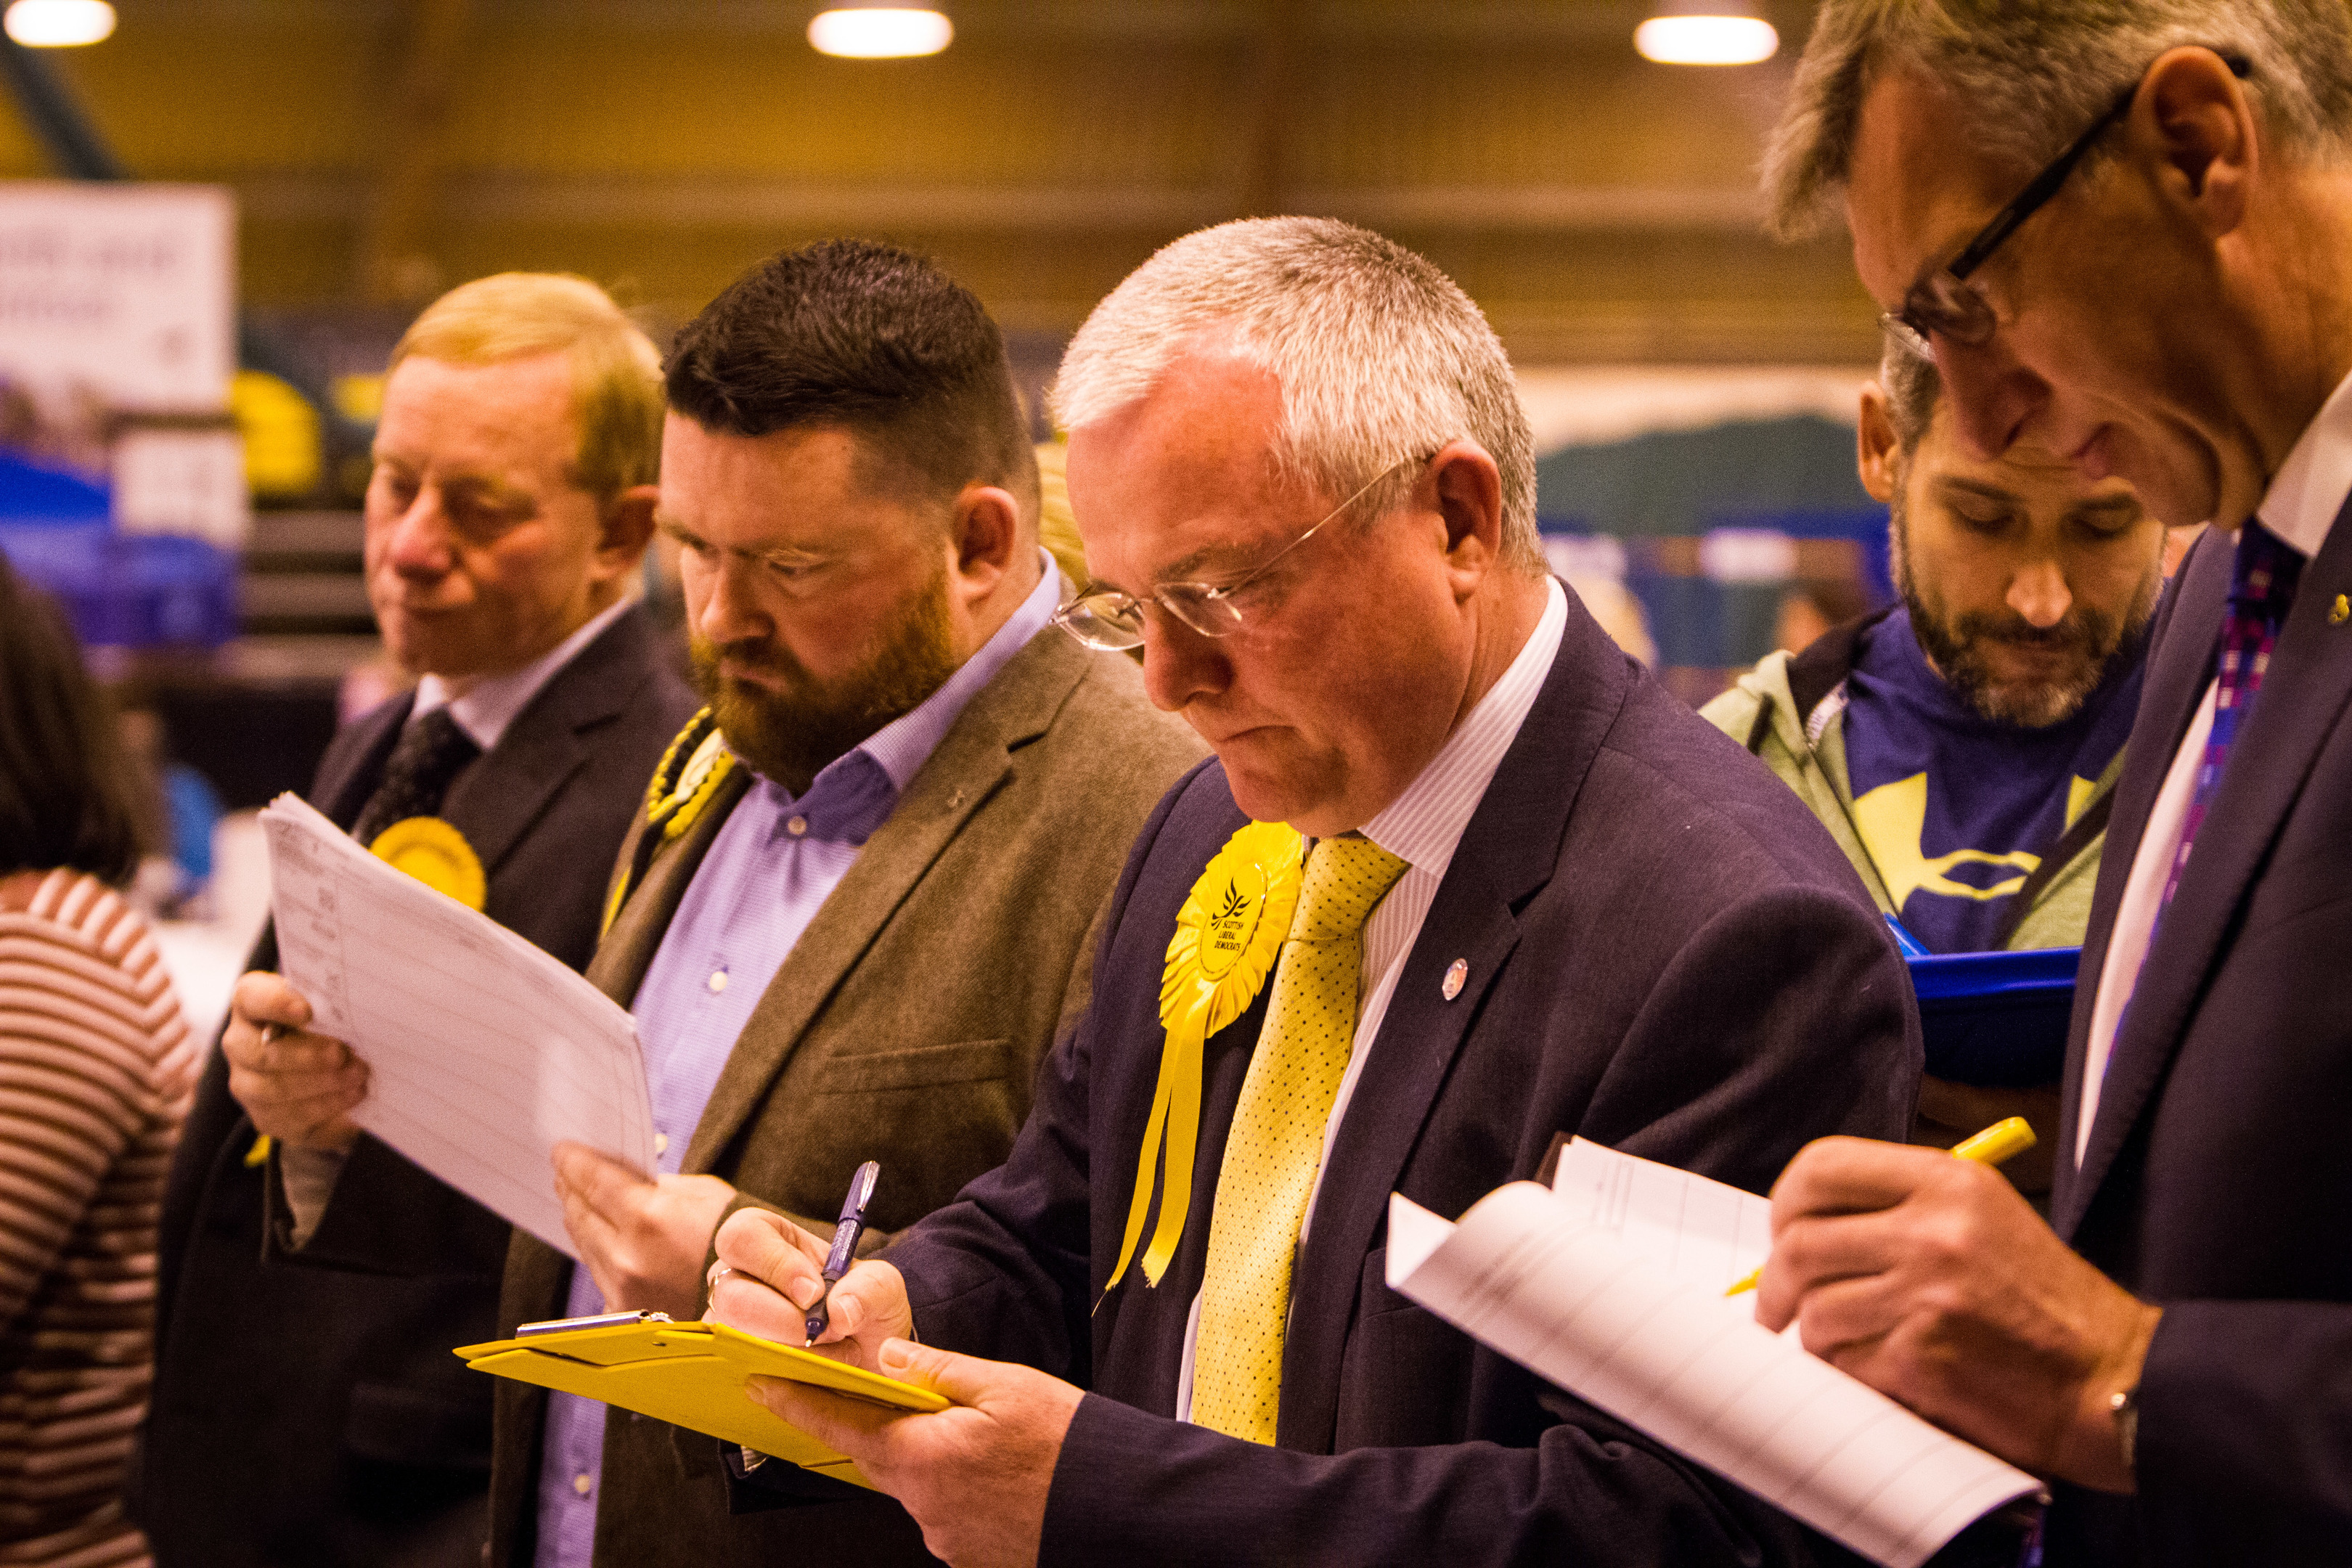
[454,1314,947,1490]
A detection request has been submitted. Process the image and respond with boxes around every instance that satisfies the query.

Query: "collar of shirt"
[857,549,1062,795]
[1354,577,1569,880]
[2254,363,2352,558]
[412,595,634,753]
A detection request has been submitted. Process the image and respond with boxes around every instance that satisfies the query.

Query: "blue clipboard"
[1887,918,2081,1087]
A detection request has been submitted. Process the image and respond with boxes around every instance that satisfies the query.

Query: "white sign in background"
[113,425,248,547]
[0,181,235,413]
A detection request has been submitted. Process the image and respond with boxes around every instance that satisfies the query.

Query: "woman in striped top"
[1,558,195,1567]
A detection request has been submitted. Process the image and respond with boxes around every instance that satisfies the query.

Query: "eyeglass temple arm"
[1948,52,2252,284]
[1197,454,1428,605]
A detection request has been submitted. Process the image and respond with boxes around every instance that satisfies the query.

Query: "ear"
[1856,385,1903,503]
[594,483,660,576]
[945,482,1024,600]
[2136,46,2258,239]
[1429,440,1507,596]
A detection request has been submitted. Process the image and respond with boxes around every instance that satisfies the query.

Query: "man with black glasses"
[1760,4,2352,1561]
[703,216,1919,1567]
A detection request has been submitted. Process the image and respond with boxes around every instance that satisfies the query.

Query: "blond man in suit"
[149,272,695,1568]
[224,240,1203,1568]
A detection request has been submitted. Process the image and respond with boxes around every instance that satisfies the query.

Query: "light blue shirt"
[534,559,1060,1566]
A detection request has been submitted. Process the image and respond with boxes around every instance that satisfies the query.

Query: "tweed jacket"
[486,626,1206,1568]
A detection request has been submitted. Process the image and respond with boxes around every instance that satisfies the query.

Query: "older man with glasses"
[1757,4,2352,1563]
[703,216,1919,1568]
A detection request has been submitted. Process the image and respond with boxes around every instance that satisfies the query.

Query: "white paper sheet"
[261,794,656,1257]
[1549,1135,1776,1304]
[1387,1183,2039,1568]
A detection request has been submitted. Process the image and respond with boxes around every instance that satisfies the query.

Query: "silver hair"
[1878,331,1942,454]
[1049,216,1543,576]
[1765,0,2352,240]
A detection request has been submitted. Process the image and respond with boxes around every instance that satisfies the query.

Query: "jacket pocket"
[774,1040,1024,1228]
[1334,1244,1473,1447]
[807,1038,1011,1095]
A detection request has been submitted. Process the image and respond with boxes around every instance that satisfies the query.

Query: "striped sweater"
[0,870,195,1568]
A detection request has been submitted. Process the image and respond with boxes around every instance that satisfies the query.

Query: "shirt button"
[653,1132,669,1155]
[786,815,808,838]
[573,1471,592,1496]
[707,970,728,994]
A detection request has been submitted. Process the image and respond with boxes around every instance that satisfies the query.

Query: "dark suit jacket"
[880,595,1923,1567]
[485,628,1206,1568]
[138,605,695,1568]
[2047,514,2352,1566]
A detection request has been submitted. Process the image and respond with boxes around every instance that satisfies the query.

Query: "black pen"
[806,1160,880,1346]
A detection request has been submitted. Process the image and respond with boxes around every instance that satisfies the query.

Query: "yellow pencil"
[1723,1116,2037,1297]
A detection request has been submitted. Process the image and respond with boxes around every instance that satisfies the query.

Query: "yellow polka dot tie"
[1190,835,1410,1445]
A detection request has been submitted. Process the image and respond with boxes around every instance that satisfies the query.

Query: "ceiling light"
[807,8,952,60]
[1636,12,1779,68]
[4,0,115,46]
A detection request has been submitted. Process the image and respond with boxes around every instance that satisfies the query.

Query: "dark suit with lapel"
[2046,514,2352,1565]
[483,628,1206,1568]
[881,595,1922,1566]
[139,605,695,1568]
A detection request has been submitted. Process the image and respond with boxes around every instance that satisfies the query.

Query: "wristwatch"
[2109,1384,2140,1476]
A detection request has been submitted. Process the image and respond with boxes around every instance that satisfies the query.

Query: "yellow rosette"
[369,816,487,911]
[654,726,734,844]
[1105,820,1304,1294]
[603,711,738,936]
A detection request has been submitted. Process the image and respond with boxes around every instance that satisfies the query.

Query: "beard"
[1893,489,2156,729]
[691,564,961,794]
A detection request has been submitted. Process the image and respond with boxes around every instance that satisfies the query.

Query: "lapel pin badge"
[2330,593,2349,626]
[1441,957,1469,1001]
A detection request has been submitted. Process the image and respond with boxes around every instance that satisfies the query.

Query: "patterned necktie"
[1190,834,1410,1445]
[2106,521,2303,1088]
[350,707,482,848]
[2156,520,2302,911]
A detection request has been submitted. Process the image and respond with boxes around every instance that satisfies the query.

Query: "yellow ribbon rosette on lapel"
[369,817,486,911]
[1106,820,1304,1294]
[602,710,737,937]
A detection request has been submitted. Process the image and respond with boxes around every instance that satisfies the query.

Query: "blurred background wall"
[1,1,1871,354]
[0,0,1892,1020]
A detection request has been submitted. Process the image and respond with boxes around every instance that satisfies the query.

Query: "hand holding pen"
[1726,1116,2036,1297]
[806,1160,881,1345]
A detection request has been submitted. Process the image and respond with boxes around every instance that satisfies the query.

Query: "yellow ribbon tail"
[600,865,629,939]
[1105,1037,1180,1298]
[1103,1005,1210,1299]
[1140,1014,1207,1286]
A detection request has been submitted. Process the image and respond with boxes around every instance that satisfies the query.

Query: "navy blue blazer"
[2049,511,2352,1565]
[138,604,695,1568]
[882,593,1922,1567]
